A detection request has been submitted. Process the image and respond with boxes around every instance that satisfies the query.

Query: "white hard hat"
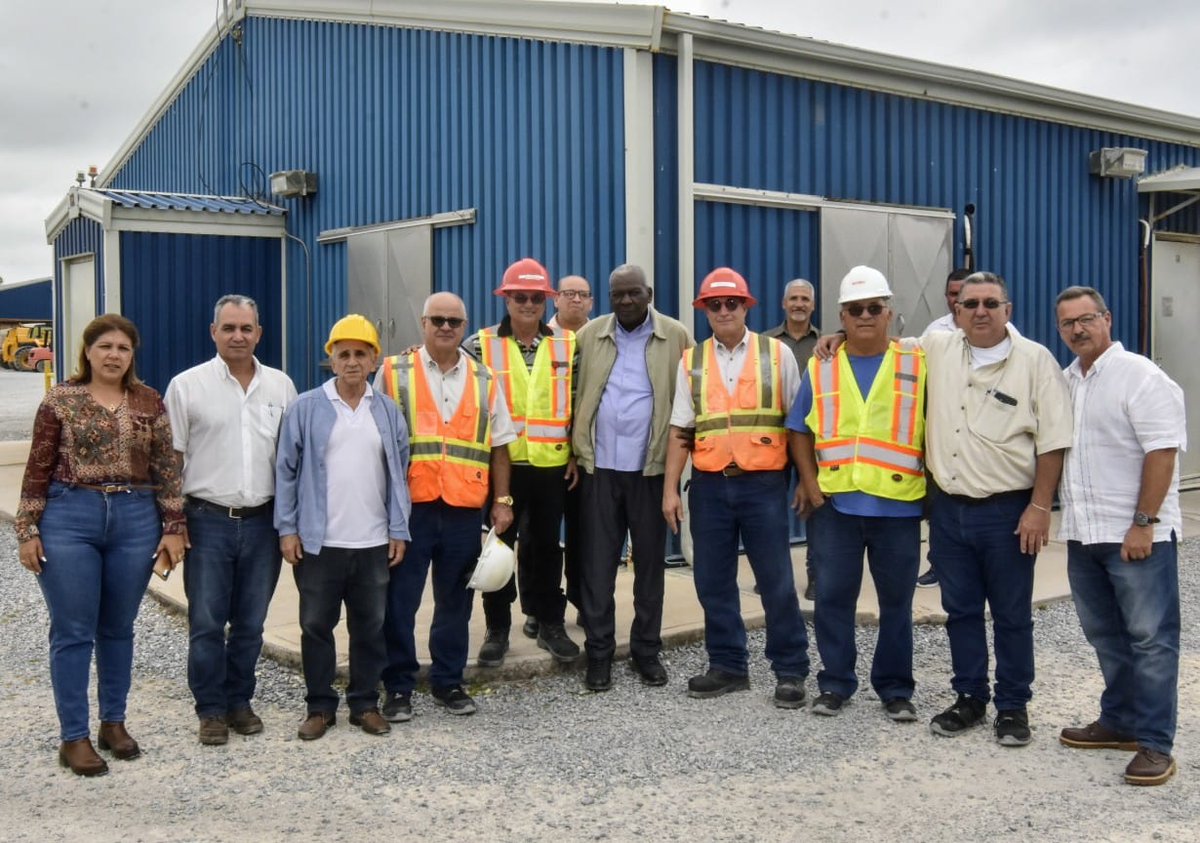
[838,265,892,303]
[468,527,515,592]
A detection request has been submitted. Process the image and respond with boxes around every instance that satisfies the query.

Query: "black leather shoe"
[537,623,581,663]
[687,668,750,699]
[631,655,668,686]
[522,615,539,639]
[586,657,613,691]
[477,628,509,667]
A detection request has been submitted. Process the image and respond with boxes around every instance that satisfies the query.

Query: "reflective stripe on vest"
[383,351,493,508]
[478,326,574,467]
[685,332,788,472]
[804,343,927,500]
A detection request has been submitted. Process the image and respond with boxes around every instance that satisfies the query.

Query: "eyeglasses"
[557,290,591,300]
[1058,311,1106,331]
[705,297,745,313]
[957,298,1008,311]
[509,293,546,305]
[425,316,465,329]
[843,303,886,318]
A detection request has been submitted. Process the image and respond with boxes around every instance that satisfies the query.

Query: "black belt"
[187,496,274,519]
[938,487,1031,506]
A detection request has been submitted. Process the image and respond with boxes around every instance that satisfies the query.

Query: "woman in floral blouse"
[16,314,186,777]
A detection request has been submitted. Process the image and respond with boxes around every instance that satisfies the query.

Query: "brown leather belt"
[74,482,159,494]
[187,495,274,519]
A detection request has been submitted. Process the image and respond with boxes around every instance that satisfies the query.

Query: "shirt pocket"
[969,392,1024,444]
[259,404,284,436]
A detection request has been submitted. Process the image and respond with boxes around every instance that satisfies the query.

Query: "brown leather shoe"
[1125,747,1177,786]
[226,708,264,736]
[1059,720,1138,751]
[58,738,109,777]
[349,709,391,736]
[198,716,230,746]
[297,711,336,741]
[97,721,141,760]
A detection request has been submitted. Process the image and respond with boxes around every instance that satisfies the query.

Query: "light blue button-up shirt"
[594,312,655,471]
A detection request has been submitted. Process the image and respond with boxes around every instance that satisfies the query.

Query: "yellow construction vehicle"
[1,322,53,370]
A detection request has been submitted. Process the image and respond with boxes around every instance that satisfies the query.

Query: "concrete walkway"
[8,437,1189,683]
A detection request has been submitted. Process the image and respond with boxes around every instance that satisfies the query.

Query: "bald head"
[553,274,592,330]
[422,291,467,319]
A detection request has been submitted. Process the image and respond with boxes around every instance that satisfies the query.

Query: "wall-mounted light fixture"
[1089,147,1148,179]
[270,169,318,198]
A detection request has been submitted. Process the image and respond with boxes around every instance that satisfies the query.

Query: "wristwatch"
[1132,511,1160,527]
[494,495,514,507]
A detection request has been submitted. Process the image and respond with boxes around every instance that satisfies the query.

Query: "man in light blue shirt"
[571,264,692,691]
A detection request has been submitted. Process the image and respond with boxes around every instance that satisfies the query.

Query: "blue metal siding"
[118,232,283,391]
[0,280,52,321]
[656,58,1200,361]
[111,17,625,387]
[652,53,679,316]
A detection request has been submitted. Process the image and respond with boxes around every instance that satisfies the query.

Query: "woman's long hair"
[70,313,143,389]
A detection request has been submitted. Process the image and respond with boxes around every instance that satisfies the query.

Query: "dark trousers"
[578,469,666,662]
[688,469,810,678]
[930,488,1035,710]
[183,504,282,718]
[516,475,582,615]
[483,463,567,629]
[293,544,389,716]
[383,501,481,694]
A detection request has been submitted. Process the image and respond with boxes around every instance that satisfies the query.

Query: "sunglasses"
[957,298,1008,311]
[425,316,465,329]
[843,303,886,318]
[705,297,745,313]
[509,292,546,305]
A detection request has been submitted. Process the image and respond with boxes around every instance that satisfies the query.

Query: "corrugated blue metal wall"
[111,17,626,387]
[657,58,1200,359]
[0,280,52,321]
[118,232,283,391]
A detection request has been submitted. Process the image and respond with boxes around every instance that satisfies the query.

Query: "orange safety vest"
[685,332,788,472]
[804,342,926,501]
[478,325,574,467]
[380,351,495,508]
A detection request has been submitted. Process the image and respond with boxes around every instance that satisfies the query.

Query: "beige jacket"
[571,307,693,476]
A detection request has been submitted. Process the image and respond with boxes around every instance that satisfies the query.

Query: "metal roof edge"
[660,11,1200,147]
[243,0,663,49]
[97,3,246,189]
[0,276,53,290]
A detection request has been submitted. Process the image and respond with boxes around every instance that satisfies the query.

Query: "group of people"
[14,258,1183,789]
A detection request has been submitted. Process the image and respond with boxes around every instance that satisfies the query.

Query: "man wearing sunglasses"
[664,267,810,707]
[1054,286,1183,787]
[572,264,692,691]
[788,266,926,723]
[465,258,581,668]
[374,292,517,720]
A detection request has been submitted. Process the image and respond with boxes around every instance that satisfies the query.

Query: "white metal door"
[62,257,96,376]
[820,208,887,331]
[1151,236,1200,484]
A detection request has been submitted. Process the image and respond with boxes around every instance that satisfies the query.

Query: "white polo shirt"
[1058,342,1186,544]
[165,355,298,507]
[322,379,389,548]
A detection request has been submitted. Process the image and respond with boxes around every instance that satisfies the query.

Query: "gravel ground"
[0,519,1195,843]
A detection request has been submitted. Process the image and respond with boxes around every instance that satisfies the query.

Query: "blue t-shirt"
[786,353,923,518]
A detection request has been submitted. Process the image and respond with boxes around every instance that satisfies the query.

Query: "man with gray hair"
[164,294,297,746]
[765,277,821,601]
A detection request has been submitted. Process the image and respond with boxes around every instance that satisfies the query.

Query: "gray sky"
[1,0,1197,285]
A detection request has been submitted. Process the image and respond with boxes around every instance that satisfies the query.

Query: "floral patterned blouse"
[15,382,185,542]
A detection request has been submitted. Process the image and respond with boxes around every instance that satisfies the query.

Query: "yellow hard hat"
[325,314,381,355]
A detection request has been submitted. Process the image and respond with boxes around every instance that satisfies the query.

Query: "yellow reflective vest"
[380,351,495,508]
[685,332,789,472]
[804,342,927,500]
[478,325,574,467]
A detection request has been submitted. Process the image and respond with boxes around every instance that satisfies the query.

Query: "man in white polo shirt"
[165,294,297,747]
[1054,285,1185,787]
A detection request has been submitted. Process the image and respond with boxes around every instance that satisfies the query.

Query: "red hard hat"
[494,258,555,296]
[692,267,757,309]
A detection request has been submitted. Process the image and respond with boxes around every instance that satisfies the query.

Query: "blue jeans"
[37,482,161,741]
[383,501,480,694]
[688,469,809,678]
[293,545,389,715]
[930,489,1035,710]
[183,503,282,718]
[810,504,920,700]
[1067,537,1180,754]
